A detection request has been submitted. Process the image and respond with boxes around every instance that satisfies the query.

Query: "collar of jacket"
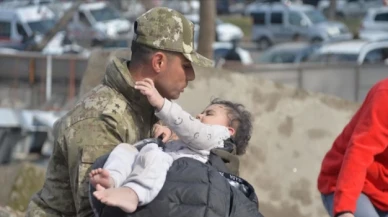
[103,57,153,112]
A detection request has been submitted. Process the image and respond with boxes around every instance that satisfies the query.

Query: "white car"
[317,0,383,18]
[359,7,388,41]
[193,41,253,65]
[359,30,388,42]
[212,42,253,65]
[307,40,388,65]
[162,0,200,14]
[0,4,88,56]
[185,14,244,42]
[62,1,133,46]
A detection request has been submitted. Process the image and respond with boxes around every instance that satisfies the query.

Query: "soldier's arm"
[26,136,75,217]
[27,114,132,217]
[26,116,82,217]
[70,114,133,217]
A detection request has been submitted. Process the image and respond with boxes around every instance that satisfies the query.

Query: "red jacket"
[317,78,388,216]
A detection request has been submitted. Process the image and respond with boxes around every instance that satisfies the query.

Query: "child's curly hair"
[209,98,253,155]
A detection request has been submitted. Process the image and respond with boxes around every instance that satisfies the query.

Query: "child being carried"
[89,78,252,213]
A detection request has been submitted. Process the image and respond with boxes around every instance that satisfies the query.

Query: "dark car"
[256,42,320,64]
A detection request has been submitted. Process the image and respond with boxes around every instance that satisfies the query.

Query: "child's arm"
[134,78,230,150]
[155,99,230,151]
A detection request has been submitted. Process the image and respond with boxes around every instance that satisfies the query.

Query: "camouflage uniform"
[26,7,213,217]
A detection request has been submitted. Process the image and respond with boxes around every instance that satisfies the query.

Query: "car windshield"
[27,19,56,34]
[307,53,358,63]
[89,6,121,22]
[304,10,327,24]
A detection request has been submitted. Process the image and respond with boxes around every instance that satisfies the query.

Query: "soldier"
[26,7,213,217]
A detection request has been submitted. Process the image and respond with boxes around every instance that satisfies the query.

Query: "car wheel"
[293,34,302,41]
[215,31,219,42]
[311,37,323,44]
[323,8,329,16]
[256,37,271,50]
[91,39,103,47]
[336,11,345,18]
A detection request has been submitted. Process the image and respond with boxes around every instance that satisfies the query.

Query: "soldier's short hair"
[130,40,175,65]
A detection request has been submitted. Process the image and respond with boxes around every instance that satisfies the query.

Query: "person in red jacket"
[317,78,388,217]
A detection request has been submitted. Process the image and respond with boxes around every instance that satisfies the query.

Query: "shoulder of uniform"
[58,85,130,129]
[80,84,129,114]
[79,84,113,111]
[101,94,129,117]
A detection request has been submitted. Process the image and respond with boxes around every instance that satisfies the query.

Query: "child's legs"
[104,143,139,188]
[321,192,380,217]
[123,143,173,206]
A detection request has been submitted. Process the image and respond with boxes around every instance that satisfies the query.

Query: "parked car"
[185,13,244,42]
[317,0,383,18]
[0,3,87,55]
[162,0,199,14]
[256,41,319,64]
[212,41,253,65]
[359,7,388,41]
[306,40,388,65]
[247,3,352,50]
[193,41,252,66]
[245,0,303,15]
[0,3,55,48]
[62,1,133,47]
[0,0,58,6]
[359,30,388,41]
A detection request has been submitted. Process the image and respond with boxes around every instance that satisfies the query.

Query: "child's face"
[196,104,235,136]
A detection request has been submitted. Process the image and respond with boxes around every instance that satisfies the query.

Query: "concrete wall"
[0,163,46,212]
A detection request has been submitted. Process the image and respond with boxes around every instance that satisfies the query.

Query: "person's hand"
[337,213,355,217]
[134,78,164,110]
[153,124,172,143]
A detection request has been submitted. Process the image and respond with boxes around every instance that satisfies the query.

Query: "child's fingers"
[136,80,152,89]
[143,78,154,87]
[152,124,160,134]
[134,82,149,90]
[135,84,150,93]
[153,128,163,138]
[162,134,169,143]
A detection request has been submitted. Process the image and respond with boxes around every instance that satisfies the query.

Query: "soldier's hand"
[153,124,172,143]
[135,78,164,110]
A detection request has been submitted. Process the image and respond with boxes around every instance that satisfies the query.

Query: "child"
[89,78,252,213]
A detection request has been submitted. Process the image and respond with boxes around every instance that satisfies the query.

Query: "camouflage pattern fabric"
[25,57,158,217]
[133,7,214,68]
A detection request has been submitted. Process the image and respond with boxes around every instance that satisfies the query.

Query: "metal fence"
[0,52,387,109]
[0,51,88,109]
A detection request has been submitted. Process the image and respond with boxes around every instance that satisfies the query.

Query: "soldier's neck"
[128,63,154,82]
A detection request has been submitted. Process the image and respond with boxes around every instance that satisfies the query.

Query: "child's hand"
[153,124,172,143]
[134,78,164,110]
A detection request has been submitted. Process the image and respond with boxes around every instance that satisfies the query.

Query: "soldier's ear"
[151,52,168,74]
